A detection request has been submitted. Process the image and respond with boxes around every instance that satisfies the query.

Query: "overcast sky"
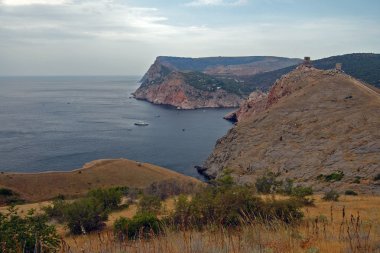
[0,0,379,76]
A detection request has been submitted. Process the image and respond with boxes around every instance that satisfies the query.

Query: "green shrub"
[170,183,304,229]
[282,179,294,195]
[114,213,161,239]
[0,207,60,252]
[322,190,340,202]
[264,199,304,223]
[317,171,344,182]
[345,190,358,196]
[374,174,380,181]
[255,172,282,194]
[291,186,313,198]
[138,195,162,215]
[0,188,25,205]
[64,198,108,234]
[145,179,197,200]
[44,187,127,235]
[0,188,14,196]
[87,188,122,211]
[43,198,68,222]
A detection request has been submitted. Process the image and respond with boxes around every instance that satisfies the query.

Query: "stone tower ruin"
[303,57,312,67]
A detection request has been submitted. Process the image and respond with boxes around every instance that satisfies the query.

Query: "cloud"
[0,0,193,43]
[185,0,247,6]
[1,0,70,5]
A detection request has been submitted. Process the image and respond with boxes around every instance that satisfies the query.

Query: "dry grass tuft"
[59,195,380,253]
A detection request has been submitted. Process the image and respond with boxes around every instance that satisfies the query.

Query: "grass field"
[55,195,379,253]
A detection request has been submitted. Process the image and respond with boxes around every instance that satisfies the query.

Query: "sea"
[0,76,234,178]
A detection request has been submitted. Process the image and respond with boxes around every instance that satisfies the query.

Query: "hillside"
[202,65,380,194]
[0,159,199,202]
[134,56,302,109]
[245,53,380,91]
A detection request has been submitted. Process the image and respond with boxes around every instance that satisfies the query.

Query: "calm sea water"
[0,76,233,178]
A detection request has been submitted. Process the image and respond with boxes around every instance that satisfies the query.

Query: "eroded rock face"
[135,56,302,109]
[204,66,380,194]
[134,72,243,109]
[224,92,268,123]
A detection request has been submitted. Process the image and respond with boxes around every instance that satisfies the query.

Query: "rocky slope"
[202,65,380,194]
[243,53,380,92]
[134,56,302,109]
[134,71,243,109]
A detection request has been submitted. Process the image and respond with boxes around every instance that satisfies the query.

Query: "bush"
[0,207,60,252]
[44,187,126,235]
[264,199,304,223]
[317,171,344,182]
[255,172,282,194]
[374,174,380,181]
[138,195,162,215]
[170,183,304,229]
[87,188,123,211]
[145,179,197,200]
[0,188,25,205]
[43,198,68,222]
[64,197,108,234]
[291,186,313,198]
[0,188,14,196]
[114,213,161,239]
[322,190,340,202]
[345,190,358,196]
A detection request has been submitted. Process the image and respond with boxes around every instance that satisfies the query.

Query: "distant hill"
[202,65,380,194]
[0,159,199,202]
[135,56,302,109]
[247,53,380,90]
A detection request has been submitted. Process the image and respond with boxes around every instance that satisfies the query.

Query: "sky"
[0,0,379,75]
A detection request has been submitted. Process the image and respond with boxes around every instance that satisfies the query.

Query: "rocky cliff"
[202,65,380,194]
[134,71,243,109]
[134,56,302,109]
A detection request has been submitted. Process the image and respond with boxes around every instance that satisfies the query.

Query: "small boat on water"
[134,121,149,126]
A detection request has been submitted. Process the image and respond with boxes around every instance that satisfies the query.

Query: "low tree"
[322,190,340,202]
[0,207,60,252]
[64,197,108,234]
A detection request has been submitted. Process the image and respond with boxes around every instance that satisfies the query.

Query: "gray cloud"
[0,0,379,75]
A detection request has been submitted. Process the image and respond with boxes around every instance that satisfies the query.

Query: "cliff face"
[203,66,380,194]
[134,56,302,109]
[134,72,243,109]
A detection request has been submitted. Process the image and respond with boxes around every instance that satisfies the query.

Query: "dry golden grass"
[0,159,199,202]
[58,194,380,253]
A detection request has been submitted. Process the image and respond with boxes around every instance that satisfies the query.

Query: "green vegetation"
[374,174,380,181]
[144,179,197,200]
[353,176,361,184]
[322,190,340,202]
[44,187,125,234]
[317,171,344,182]
[0,188,25,205]
[245,53,380,91]
[169,174,304,229]
[0,207,60,252]
[87,188,123,211]
[345,190,358,196]
[255,172,283,194]
[137,195,162,215]
[114,213,161,239]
